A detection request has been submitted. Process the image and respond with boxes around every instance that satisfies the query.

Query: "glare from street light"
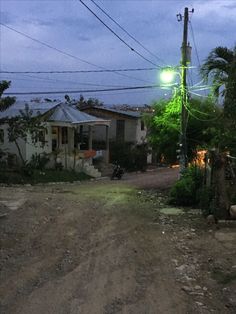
[160,68,176,84]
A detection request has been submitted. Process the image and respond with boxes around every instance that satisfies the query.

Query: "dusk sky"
[0,0,235,105]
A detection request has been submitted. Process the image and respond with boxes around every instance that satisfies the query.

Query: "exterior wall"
[92,119,116,142]
[82,107,147,144]
[124,119,137,143]
[136,119,147,144]
[92,118,147,144]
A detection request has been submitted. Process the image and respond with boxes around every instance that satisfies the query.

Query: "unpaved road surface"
[0,168,236,314]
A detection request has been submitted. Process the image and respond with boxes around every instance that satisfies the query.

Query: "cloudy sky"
[0,0,235,105]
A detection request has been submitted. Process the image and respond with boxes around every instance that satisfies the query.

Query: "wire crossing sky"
[1,0,236,104]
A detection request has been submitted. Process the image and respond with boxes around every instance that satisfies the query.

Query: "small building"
[0,101,110,177]
[81,106,147,144]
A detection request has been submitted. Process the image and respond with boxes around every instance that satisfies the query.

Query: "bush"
[169,165,204,206]
[196,186,214,216]
[28,153,50,170]
[169,177,196,206]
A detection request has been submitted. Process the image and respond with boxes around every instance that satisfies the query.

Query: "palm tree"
[201,46,236,117]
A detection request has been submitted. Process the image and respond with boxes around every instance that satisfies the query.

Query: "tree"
[144,96,221,164]
[7,105,46,164]
[77,94,103,110]
[201,46,236,153]
[201,46,236,116]
[0,80,16,112]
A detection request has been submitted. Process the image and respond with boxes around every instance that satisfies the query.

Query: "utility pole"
[178,7,192,173]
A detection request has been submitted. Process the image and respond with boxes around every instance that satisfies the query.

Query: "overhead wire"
[189,19,209,98]
[89,0,166,65]
[0,67,157,74]
[0,23,156,85]
[2,72,129,88]
[4,84,163,96]
[78,0,161,68]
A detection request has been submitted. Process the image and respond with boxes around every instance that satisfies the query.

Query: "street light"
[160,67,177,85]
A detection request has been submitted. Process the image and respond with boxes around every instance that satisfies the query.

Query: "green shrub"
[28,153,50,170]
[169,177,196,205]
[169,165,204,206]
[196,186,214,216]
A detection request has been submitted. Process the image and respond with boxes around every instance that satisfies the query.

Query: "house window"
[141,120,145,131]
[61,127,68,144]
[0,129,4,143]
[116,120,125,142]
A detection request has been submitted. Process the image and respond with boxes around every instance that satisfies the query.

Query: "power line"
[89,0,166,65]
[0,67,156,74]
[4,84,162,96]
[78,0,161,68]
[2,73,128,88]
[0,23,100,69]
[189,21,201,68]
[0,23,155,85]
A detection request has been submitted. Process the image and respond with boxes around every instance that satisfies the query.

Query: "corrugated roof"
[0,101,60,119]
[0,101,110,125]
[47,103,109,124]
[90,106,141,118]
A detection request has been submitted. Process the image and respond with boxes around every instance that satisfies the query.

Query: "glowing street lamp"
[160,67,176,85]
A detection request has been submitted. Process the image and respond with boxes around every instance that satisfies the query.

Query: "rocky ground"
[0,168,236,314]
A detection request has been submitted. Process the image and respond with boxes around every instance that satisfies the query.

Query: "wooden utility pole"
[179,7,189,173]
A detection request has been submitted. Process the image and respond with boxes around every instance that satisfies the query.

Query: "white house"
[0,101,110,177]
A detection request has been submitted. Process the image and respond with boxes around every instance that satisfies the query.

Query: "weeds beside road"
[0,168,236,313]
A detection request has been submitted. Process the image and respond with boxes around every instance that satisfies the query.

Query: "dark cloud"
[1,0,236,105]
[223,3,236,9]
[1,11,15,24]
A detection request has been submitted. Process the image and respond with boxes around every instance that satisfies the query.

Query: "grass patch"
[70,184,156,219]
[0,169,91,184]
[211,269,236,285]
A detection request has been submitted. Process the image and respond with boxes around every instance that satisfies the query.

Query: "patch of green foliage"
[73,184,154,219]
[144,95,222,164]
[169,165,204,206]
[196,186,214,216]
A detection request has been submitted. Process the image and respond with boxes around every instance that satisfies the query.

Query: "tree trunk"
[14,139,25,165]
[211,152,230,219]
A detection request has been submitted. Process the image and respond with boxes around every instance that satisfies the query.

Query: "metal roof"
[0,101,110,125]
[47,103,110,125]
[90,106,141,118]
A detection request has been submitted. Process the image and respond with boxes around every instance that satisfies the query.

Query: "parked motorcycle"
[111,163,124,180]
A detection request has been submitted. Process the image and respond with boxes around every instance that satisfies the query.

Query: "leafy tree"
[144,96,180,164]
[144,96,221,164]
[0,80,16,112]
[7,105,46,164]
[77,94,103,109]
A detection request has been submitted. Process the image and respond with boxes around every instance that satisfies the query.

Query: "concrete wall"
[91,118,147,144]
[136,119,147,144]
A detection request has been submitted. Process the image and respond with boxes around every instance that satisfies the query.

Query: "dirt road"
[0,168,236,314]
